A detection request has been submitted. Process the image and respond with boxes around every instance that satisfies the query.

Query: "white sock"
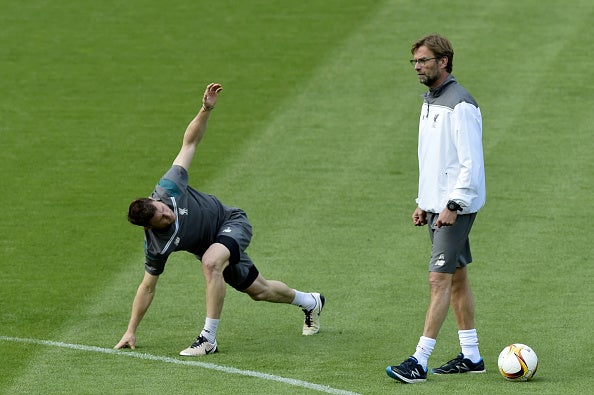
[459,329,481,363]
[200,318,219,343]
[291,290,316,311]
[412,336,435,370]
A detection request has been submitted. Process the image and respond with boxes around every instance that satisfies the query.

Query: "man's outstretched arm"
[173,82,223,171]
[114,271,159,350]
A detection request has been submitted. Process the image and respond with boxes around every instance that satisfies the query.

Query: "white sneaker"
[302,293,325,335]
[179,335,218,356]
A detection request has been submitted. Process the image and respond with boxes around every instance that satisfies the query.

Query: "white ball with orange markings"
[497,343,538,381]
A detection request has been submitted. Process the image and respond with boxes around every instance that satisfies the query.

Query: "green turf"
[1,0,593,394]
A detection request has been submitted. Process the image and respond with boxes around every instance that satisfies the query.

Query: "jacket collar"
[424,74,456,99]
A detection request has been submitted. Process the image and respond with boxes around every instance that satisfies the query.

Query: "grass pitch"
[1,0,593,394]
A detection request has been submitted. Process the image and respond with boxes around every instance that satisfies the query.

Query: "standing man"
[115,83,325,356]
[386,34,486,383]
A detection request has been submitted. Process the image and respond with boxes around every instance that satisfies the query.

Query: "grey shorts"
[200,208,259,291]
[427,212,477,274]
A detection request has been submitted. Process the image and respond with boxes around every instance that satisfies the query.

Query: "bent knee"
[201,257,229,276]
[201,243,231,273]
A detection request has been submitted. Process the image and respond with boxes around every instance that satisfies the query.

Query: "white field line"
[0,336,361,395]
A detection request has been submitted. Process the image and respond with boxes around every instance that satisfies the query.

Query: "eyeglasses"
[409,57,438,66]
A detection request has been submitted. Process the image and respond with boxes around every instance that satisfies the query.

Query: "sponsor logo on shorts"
[222,227,232,233]
[435,253,446,267]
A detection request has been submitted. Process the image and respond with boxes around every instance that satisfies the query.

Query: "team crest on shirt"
[432,114,440,128]
[178,208,188,215]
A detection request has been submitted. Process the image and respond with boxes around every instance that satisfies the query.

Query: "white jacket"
[416,75,486,214]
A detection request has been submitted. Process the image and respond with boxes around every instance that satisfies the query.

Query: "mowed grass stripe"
[198,3,417,265]
[0,336,361,395]
[4,1,594,394]
[2,3,393,394]
[468,0,594,381]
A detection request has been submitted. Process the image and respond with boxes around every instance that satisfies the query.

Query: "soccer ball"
[497,343,538,381]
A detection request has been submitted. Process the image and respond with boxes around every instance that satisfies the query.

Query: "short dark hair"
[128,198,156,227]
[411,34,454,73]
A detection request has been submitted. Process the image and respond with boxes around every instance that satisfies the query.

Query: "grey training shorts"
[199,208,260,291]
[426,212,477,274]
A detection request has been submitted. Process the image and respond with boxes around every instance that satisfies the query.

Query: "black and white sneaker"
[179,335,218,356]
[302,293,325,335]
[386,356,427,383]
[430,353,486,374]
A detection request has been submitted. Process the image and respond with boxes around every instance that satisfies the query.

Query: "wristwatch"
[446,200,463,212]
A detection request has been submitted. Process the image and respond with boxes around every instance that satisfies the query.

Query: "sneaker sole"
[179,346,218,356]
[386,366,427,384]
[431,368,486,375]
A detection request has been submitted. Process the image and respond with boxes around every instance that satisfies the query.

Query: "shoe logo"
[178,208,188,215]
[222,227,232,233]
